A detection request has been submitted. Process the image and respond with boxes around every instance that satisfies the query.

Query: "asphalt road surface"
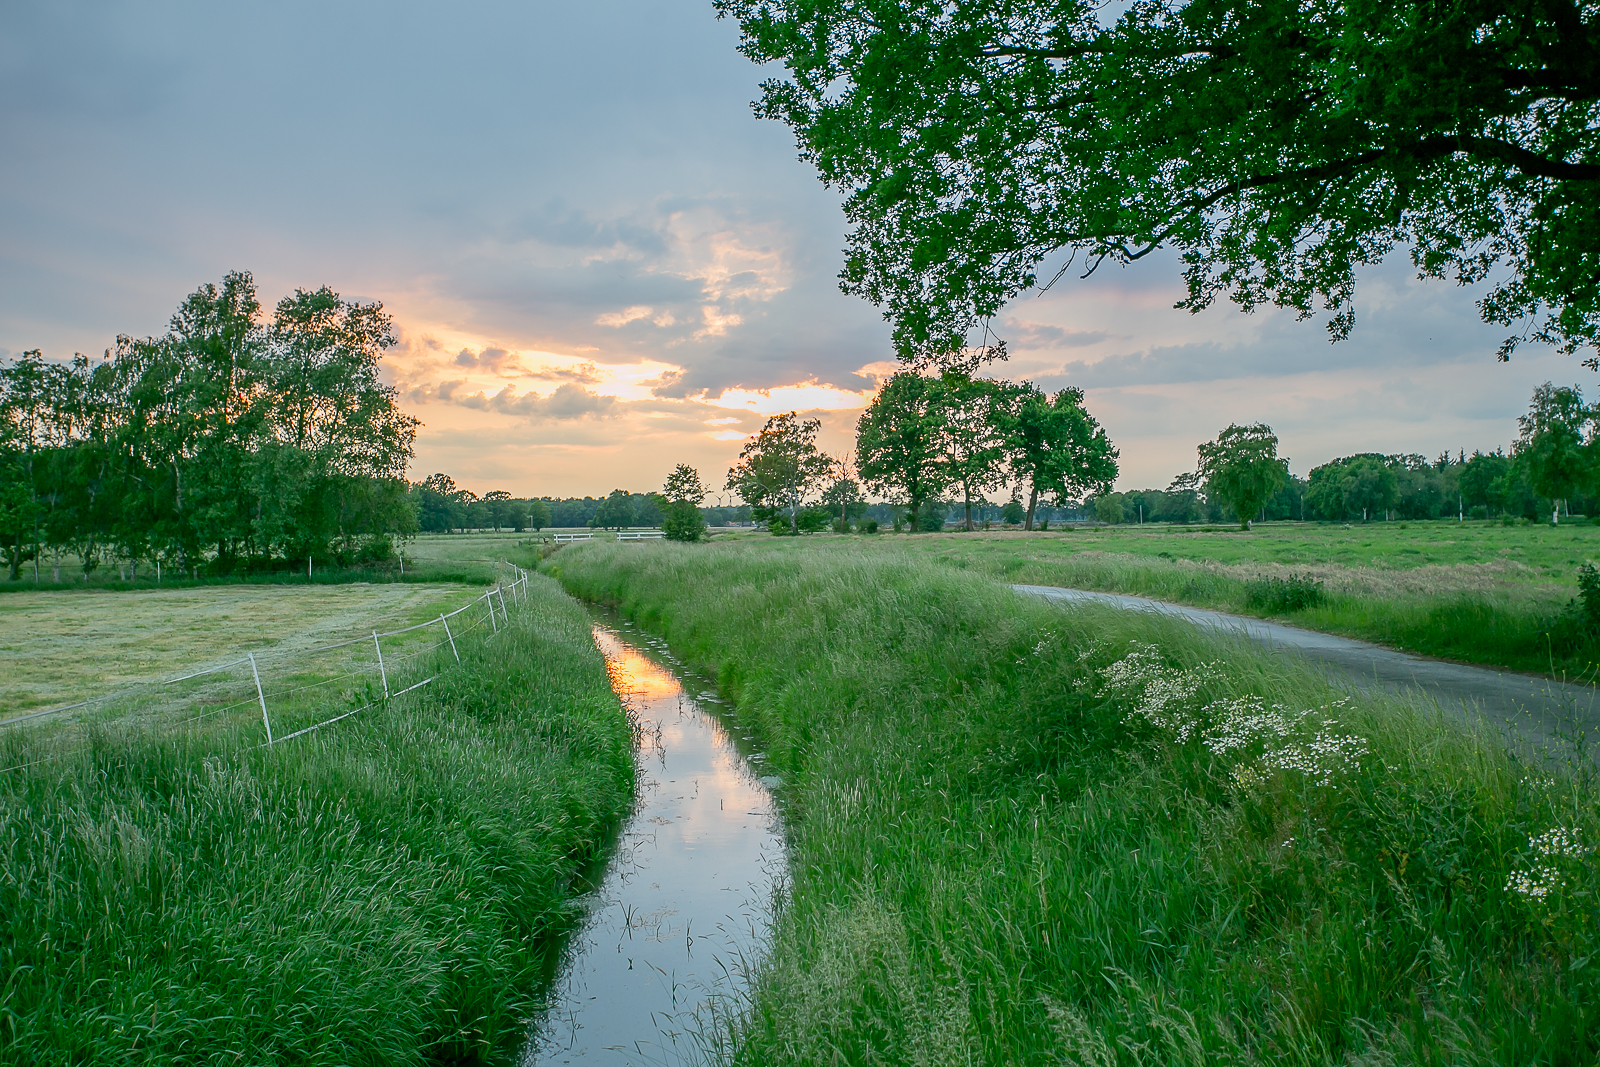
[1015,584,1600,766]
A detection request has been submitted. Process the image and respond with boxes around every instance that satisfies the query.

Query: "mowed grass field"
[0,582,473,718]
[878,520,1600,677]
[550,539,1600,1066]
[0,572,635,1064]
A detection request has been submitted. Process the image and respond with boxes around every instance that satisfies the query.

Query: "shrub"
[662,499,706,542]
[1244,573,1326,612]
[1577,562,1600,627]
[798,507,832,533]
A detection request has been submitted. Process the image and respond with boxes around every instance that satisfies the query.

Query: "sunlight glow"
[704,382,874,415]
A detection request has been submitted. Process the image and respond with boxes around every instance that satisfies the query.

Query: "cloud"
[1001,320,1110,350]
[596,306,655,328]
[452,345,522,373]
[410,381,619,421]
[525,361,604,385]
[642,368,690,398]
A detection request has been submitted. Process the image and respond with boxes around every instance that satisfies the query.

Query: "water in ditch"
[522,617,786,1066]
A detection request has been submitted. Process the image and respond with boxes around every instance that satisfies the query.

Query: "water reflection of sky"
[523,624,785,1066]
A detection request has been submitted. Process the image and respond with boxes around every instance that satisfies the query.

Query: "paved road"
[1015,584,1600,764]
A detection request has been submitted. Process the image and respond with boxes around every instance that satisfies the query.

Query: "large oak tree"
[719,0,1600,364]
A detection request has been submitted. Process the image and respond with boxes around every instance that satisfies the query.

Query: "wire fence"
[0,563,536,772]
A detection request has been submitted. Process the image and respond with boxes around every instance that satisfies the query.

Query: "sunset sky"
[2,0,1584,498]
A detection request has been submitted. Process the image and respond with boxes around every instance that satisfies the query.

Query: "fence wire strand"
[3,572,531,766]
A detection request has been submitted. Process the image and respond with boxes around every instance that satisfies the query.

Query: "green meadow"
[0,573,633,1065]
[887,520,1600,678]
[550,538,1600,1066]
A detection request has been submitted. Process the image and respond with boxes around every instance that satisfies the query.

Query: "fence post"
[497,585,509,623]
[440,614,459,662]
[486,594,498,634]
[373,631,389,697]
[249,652,273,745]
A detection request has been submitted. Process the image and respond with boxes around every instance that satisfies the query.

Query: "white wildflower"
[1260,731,1369,786]
[1200,695,1300,757]
[1505,826,1590,904]
[1529,826,1589,859]
[1506,865,1564,901]
[1098,643,1215,740]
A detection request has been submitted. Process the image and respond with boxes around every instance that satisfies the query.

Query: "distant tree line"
[1091,383,1600,528]
[722,371,1120,535]
[0,272,417,580]
[405,475,754,535]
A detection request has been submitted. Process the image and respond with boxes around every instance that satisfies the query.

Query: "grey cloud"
[407,378,613,422]
[1001,321,1109,350]
[453,346,521,373]
[456,383,618,421]
[526,361,604,385]
[645,369,690,398]
[513,201,670,257]
[0,3,183,124]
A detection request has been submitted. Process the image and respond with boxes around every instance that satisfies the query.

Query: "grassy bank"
[892,530,1600,678]
[0,573,633,1064]
[550,540,1598,1065]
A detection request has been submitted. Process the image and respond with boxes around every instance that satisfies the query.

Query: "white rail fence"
[549,530,665,543]
[1,564,535,772]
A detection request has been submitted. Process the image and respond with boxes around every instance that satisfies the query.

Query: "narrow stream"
[522,617,786,1066]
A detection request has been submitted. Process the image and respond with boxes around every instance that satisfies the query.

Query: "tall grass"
[0,574,633,1064]
[551,541,1599,1066]
[917,540,1600,677]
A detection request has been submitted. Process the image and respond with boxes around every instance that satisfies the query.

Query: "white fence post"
[440,613,459,661]
[373,631,389,697]
[249,652,273,745]
[496,586,509,623]
[486,594,498,634]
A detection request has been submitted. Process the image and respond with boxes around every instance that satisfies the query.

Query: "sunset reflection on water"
[525,621,784,1066]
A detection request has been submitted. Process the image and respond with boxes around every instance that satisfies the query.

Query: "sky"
[1,0,1587,498]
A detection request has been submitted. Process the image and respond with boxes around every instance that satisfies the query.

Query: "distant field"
[0,581,497,752]
[404,530,543,576]
[693,522,1600,678]
[919,518,1599,582]
[898,521,1593,608]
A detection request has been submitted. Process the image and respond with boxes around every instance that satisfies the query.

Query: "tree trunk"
[963,480,974,531]
[1024,485,1038,531]
[1553,503,1560,525]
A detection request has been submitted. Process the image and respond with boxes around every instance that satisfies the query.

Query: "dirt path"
[1015,583,1600,765]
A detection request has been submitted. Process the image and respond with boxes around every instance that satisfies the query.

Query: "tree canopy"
[719,0,1600,364]
[663,463,708,504]
[931,374,1008,530]
[0,272,417,579]
[1305,454,1400,522]
[1196,423,1289,529]
[662,463,709,542]
[999,383,1118,529]
[727,412,834,533]
[1514,382,1591,522]
[856,372,951,529]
